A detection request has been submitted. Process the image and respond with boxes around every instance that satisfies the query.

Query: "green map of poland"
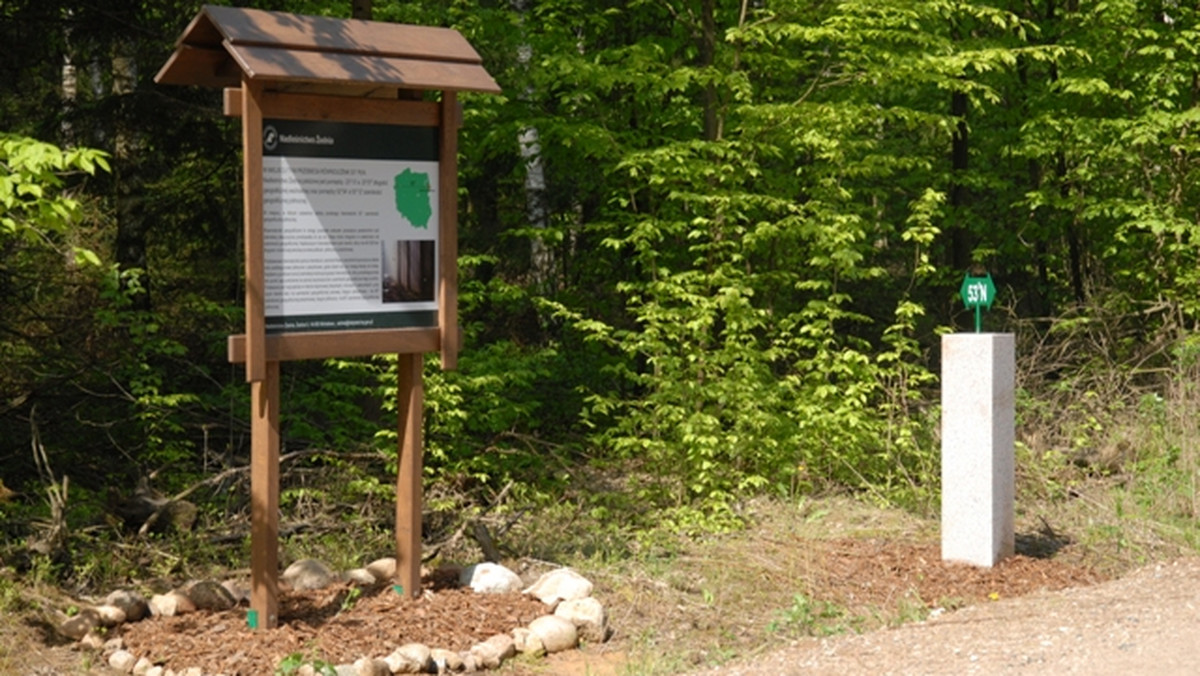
[393,169,433,228]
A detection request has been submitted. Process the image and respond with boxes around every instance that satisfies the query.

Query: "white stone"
[147,594,171,617]
[334,665,357,676]
[104,636,125,653]
[554,596,607,643]
[468,641,503,670]
[95,604,128,627]
[384,643,432,673]
[343,568,377,586]
[132,656,154,675]
[146,668,164,676]
[511,627,545,655]
[485,633,515,660]
[221,579,249,604]
[528,614,578,653]
[353,656,389,676]
[523,568,593,605]
[108,649,137,673]
[460,562,522,594]
[179,668,203,676]
[941,333,1015,567]
[459,653,478,673]
[430,648,463,671]
[283,558,337,591]
[105,589,150,622]
[59,609,100,640]
[297,666,316,676]
[469,634,515,669]
[80,631,106,650]
[365,557,396,581]
[149,591,195,617]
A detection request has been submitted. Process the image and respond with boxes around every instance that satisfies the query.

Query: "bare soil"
[690,557,1200,675]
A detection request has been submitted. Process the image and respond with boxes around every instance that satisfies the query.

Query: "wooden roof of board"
[155,5,500,94]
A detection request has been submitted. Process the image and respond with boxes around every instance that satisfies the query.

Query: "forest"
[3,0,1200,585]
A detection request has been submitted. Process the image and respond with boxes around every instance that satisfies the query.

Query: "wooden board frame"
[438,91,459,370]
[241,78,266,384]
[158,6,496,631]
[226,83,455,626]
[224,88,460,368]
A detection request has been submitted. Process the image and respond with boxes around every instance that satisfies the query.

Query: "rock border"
[58,559,608,675]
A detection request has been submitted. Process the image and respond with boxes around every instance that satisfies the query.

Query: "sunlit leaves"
[0,134,109,251]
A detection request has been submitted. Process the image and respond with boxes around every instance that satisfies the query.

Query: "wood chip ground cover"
[118,578,548,674]
[112,538,1103,676]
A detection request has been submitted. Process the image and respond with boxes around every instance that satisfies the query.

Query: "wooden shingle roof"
[155,5,500,94]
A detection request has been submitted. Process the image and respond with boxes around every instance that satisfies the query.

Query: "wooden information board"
[156,5,499,629]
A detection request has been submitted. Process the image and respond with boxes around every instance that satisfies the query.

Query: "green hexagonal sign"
[960,273,995,310]
[960,271,996,333]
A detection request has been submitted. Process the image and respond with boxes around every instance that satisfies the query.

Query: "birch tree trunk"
[514,0,554,292]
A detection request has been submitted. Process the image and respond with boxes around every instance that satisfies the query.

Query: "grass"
[491,495,939,674]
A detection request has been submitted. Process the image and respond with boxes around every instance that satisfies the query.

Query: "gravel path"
[691,557,1200,675]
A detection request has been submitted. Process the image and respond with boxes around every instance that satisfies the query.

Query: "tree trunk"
[520,126,554,291]
[514,0,554,292]
[60,18,76,143]
[701,0,719,141]
[112,43,149,309]
[949,90,971,271]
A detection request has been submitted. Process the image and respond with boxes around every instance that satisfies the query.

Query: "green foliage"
[275,651,335,676]
[0,574,21,614]
[766,593,851,637]
[536,0,967,521]
[373,338,578,490]
[0,134,109,258]
[339,586,362,613]
[7,0,1200,553]
[284,358,382,451]
[94,266,200,470]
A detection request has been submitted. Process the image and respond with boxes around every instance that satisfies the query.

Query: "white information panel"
[261,120,439,333]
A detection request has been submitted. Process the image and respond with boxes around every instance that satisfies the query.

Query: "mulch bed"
[816,538,1107,609]
[118,573,548,675]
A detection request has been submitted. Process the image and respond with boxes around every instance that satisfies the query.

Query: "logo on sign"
[263,125,279,152]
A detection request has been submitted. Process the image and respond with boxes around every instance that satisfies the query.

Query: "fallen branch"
[472,521,503,563]
[137,449,386,536]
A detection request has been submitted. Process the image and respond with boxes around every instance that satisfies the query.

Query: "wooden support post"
[250,360,280,628]
[438,91,459,370]
[395,352,424,598]
[241,77,266,384]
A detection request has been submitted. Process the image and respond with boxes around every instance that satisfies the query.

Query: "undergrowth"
[1,304,1200,673]
[1011,306,1200,574]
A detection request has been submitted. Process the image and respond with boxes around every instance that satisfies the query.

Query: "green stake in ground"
[960,270,996,333]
